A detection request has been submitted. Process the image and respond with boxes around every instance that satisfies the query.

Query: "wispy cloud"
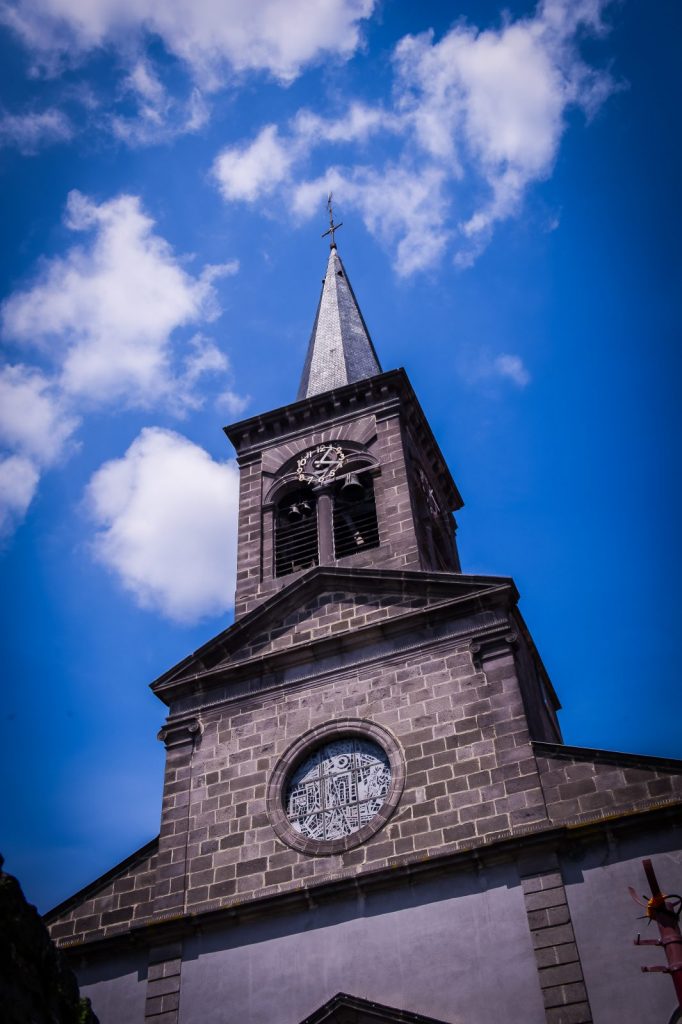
[457,349,532,391]
[1,0,376,86]
[0,454,39,540]
[212,0,617,272]
[493,354,531,388]
[110,59,211,146]
[0,106,73,153]
[85,427,239,622]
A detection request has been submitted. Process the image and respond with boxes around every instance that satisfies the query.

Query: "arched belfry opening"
[270,450,381,580]
[274,485,319,578]
[332,468,380,559]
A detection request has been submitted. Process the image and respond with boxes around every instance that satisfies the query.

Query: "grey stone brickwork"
[47,843,158,947]
[46,594,682,951]
[155,631,549,918]
[226,370,463,619]
[38,256,682,1024]
[220,589,442,663]
[144,943,183,1024]
[234,412,422,618]
[522,867,593,1024]
[534,742,682,824]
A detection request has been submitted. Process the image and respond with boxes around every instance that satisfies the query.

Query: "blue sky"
[1,0,680,912]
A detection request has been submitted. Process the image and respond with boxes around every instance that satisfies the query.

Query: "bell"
[340,473,364,502]
[287,503,303,522]
[299,500,312,517]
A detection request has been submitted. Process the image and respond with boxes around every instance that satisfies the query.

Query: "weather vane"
[322,192,343,248]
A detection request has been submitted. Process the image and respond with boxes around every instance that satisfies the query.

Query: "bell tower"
[45,208,682,1024]
[226,241,463,619]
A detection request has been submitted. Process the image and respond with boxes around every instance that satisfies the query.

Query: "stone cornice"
[533,740,682,773]
[162,616,513,721]
[150,569,518,706]
[223,368,463,512]
[52,800,682,958]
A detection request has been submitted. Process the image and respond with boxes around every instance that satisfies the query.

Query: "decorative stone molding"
[267,718,405,856]
[470,629,518,669]
[157,717,203,749]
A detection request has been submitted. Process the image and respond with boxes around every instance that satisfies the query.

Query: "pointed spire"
[297,245,382,400]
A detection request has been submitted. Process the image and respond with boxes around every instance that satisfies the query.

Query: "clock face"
[296,444,346,484]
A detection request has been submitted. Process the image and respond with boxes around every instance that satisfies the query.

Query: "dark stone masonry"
[44,245,682,1024]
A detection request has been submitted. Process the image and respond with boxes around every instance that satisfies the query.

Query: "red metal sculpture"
[629,858,682,1016]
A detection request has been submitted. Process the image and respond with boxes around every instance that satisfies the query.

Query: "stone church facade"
[46,244,682,1024]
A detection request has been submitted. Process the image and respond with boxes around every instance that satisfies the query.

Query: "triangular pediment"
[299,992,451,1024]
[152,568,515,695]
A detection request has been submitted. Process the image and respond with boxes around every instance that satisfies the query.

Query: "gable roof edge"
[533,740,682,774]
[43,836,159,925]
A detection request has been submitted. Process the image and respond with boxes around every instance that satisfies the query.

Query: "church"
[46,230,682,1024]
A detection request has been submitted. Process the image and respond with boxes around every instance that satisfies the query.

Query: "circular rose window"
[286,738,391,841]
[267,720,405,855]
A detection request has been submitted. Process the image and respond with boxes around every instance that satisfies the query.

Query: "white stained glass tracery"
[285,738,391,842]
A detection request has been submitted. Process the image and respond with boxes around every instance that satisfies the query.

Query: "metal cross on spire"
[321,192,343,248]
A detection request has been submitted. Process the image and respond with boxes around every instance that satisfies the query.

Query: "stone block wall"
[156,633,549,916]
[233,408,429,618]
[229,589,434,663]
[536,748,682,823]
[47,847,158,947]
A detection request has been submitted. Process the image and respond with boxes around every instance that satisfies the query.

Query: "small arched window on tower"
[332,470,380,559]
[274,487,319,578]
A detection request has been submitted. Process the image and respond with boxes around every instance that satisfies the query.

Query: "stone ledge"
[53,800,682,956]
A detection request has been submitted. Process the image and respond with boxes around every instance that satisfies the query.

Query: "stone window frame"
[266,718,405,856]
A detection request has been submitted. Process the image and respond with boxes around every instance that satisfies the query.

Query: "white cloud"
[392,0,617,259]
[217,389,250,418]
[177,335,249,414]
[493,354,531,388]
[293,164,450,275]
[214,105,404,207]
[86,427,239,622]
[213,125,295,202]
[2,0,375,86]
[1,190,236,408]
[457,349,531,391]
[0,363,79,464]
[0,363,80,536]
[0,107,73,153]
[0,191,243,546]
[0,454,40,539]
[215,0,616,271]
[110,59,211,146]
[293,103,401,144]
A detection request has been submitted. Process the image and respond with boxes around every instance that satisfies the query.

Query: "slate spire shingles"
[297,246,382,400]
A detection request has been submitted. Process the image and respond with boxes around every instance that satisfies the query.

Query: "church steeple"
[296,246,382,400]
[225,208,463,618]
